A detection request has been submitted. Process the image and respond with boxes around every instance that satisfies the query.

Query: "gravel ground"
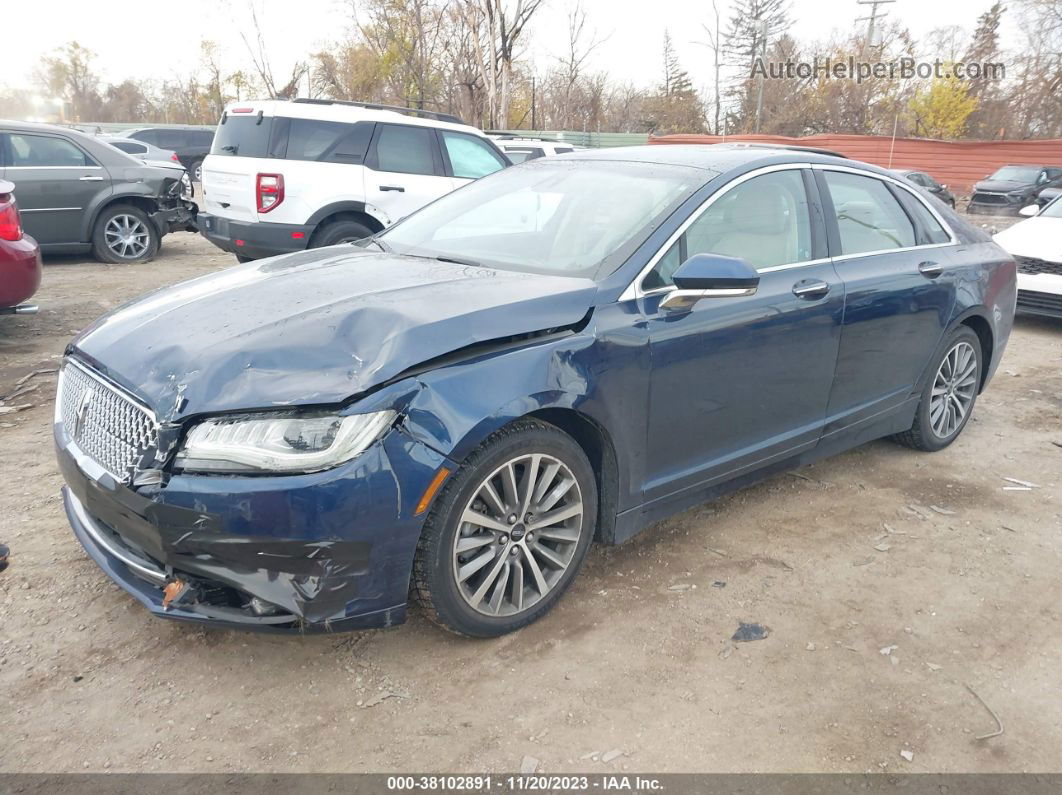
[1,227,1060,774]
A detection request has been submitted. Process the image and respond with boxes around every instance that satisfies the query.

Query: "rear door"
[363,123,451,223]
[1,131,109,245]
[817,167,957,434]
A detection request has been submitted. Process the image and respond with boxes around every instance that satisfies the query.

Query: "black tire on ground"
[412,419,598,638]
[893,325,982,452]
[91,204,160,264]
[309,219,374,249]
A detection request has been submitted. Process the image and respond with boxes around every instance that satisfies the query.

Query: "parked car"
[0,179,41,315]
[1034,185,1062,208]
[115,126,215,182]
[496,138,579,163]
[99,136,193,198]
[55,146,1015,637]
[993,196,1062,319]
[198,99,510,261]
[0,121,196,263]
[891,169,956,208]
[967,164,1062,215]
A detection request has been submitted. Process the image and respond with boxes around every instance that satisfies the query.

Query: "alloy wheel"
[929,341,977,439]
[452,453,584,617]
[104,214,151,260]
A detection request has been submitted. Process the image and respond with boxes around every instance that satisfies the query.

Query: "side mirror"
[660,253,759,313]
[1019,204,1040,217]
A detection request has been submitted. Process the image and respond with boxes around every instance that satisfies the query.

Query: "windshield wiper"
[432,254,482,268]
[364,235,392,253]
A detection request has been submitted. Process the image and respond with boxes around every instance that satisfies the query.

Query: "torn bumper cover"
[56,421,449,632]
[150,198,198,236]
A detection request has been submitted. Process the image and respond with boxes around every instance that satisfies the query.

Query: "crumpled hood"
[71,247,598,422]
[974,179,1034,194]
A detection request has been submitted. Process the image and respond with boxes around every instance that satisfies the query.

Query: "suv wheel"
[310,219,373,249]
[92,205,160,264]
[412,420,597,637]
[893,326,982,452]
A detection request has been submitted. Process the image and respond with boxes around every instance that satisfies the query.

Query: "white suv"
[198,99,510,261]
[495,138,580,164]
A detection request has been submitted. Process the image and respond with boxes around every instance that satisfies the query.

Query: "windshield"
[989,166,1040,182]
[378,160,702,278]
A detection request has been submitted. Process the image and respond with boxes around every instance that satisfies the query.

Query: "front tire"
[893,326,982,452]
[412,420,597,637]
[91,204,159,264]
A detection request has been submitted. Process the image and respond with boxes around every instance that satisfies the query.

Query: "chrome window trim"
[621,161,961,301]
[621,163,815,301]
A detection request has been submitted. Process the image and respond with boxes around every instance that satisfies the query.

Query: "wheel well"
[92,197,159,235]
[528,408,619,544]
[312,210,384,241]
[960,315,993,391]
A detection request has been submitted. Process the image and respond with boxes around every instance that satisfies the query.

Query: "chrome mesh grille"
[59,361,157,481]
[1016,255,1062,276]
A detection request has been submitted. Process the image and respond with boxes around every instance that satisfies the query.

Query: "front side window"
[441,131,507,178]
[156,130,188,149]
[824,171,916,255]
[643,169,813,290]
[380,160,699,278]
[372,124,437,176]
[188,130,215,146]
[8,134,91,167]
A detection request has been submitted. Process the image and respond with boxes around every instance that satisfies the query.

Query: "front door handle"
[379,185,405,192]
[918,261,944,278]
[792,279,830,299]
[79,175,104,181]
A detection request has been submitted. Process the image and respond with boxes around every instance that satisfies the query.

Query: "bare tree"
[239,1,308,98]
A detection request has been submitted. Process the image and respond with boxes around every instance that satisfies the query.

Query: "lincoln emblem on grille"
[73,388,95,441]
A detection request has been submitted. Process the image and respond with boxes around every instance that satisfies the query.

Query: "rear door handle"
[918,261,944,278]
[79,175,104,181]
[792,279,830,299]
[379,185,405,192]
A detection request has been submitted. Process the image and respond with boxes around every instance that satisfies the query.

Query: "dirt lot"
[1,230,1060,774]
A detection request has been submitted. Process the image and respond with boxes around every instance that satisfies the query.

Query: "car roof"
[559,144,859,173]
[221,99,486,137]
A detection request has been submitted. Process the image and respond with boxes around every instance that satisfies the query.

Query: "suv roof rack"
[290,98,465,125]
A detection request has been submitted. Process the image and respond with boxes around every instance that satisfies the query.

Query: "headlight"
[175,410,396,474]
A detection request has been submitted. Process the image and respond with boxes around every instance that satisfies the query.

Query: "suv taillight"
[0,195,22,241]
[256,173,284,213]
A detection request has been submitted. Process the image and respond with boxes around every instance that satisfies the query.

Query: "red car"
[0,179,41,314]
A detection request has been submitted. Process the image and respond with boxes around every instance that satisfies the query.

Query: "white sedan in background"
[994,198,1062,319]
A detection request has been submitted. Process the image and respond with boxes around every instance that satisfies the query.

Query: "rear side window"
[371,124,438,176]
[283,119,374,164]
[824,171,916,255]
[8,134,92,167]
[894,187,952,245]
[129,130,158,145]
[441,131,506,178]
[188,130,214,146]
[156,130,188,149]
[211,115,278,158]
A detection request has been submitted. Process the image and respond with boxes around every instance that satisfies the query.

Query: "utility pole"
[753,18,767,133]
[856,0,895,49]
[531,75,537,131]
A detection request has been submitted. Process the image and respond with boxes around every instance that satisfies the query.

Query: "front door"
[363,123,452,225]
[1,131,108,245]
[641,168,844,504]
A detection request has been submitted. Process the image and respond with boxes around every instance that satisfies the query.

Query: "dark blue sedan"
[55,146,1016,637]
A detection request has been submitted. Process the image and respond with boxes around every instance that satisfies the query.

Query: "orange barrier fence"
[650,133,1062,194]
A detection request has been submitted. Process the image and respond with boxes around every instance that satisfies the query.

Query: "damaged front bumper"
[56,420,450,632]
[150,198,198,236]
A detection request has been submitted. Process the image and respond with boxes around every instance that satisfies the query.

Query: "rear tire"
[91,204,159,264]
[309,219,373,249]
[412,420,597,638]
[893,326,982,452]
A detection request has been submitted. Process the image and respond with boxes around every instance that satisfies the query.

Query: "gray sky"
[4,0,1022,96]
